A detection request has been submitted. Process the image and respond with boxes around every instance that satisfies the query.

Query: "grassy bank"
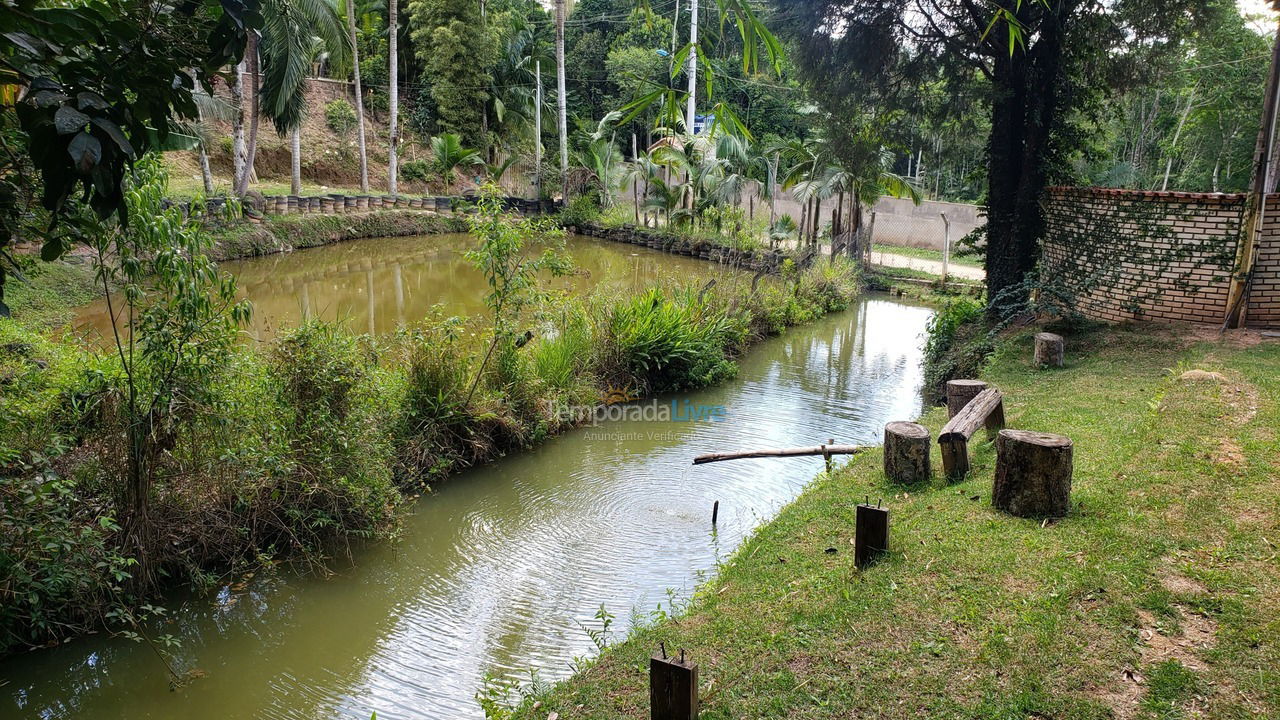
[512,325,1280,719]
[208,209,469,260]
[0,225,864,654]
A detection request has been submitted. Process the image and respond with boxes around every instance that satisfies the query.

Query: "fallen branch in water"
[692,445,867,465]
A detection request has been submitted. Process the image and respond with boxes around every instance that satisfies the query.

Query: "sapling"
[464,184,572,404]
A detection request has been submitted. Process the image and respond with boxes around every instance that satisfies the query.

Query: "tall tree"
[389,0,400,195]
[235,0,350,196]
[772,0,1208,315]
[408,0,495,150]
[345,0,371,191]
[556,0,568,198]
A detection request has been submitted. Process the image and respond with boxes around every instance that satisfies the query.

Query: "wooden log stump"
[946,379,988,418]
[992,429,1073,518]
[884,421,930,484]
[1034,332,1065,367]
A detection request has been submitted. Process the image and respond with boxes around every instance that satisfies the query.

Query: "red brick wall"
[1041,187,1266,326]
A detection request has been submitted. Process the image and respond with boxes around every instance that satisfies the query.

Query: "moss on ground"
[515,325,1280,720]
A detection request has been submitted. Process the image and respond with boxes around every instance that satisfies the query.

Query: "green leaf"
[54,105,90,134]
[92,117,136,157]
[67,132,102,173]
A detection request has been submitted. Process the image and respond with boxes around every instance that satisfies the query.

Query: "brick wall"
[1250,197,1280,328]
[1041,187,1270,326]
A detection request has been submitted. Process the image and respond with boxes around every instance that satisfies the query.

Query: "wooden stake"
[855,503,889,569]
[711,500,719,526]
[651,651,699,720]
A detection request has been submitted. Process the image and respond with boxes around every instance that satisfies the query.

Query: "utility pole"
[388,0,399,197]
[1225,8,1280,328]
[534,59,543,199]
[685,0,699,134]
[556,0,568,200]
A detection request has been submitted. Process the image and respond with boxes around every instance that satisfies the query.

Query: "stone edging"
[571,222,790,274]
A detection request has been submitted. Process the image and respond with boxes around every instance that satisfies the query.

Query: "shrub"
[324,98,359,136]
[921,298,991,404]
[560,195,601,227]
[401,159,432,185]
[269,321,399,539]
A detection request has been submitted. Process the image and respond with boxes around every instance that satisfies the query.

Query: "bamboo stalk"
[692,445,866,465]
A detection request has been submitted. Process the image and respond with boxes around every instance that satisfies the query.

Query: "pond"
[7,234,934,719]
[74,233,737,342]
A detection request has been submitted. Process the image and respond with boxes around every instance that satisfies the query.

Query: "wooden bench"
[938,387,1006,478]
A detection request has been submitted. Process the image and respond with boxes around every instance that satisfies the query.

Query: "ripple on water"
[0,297,933,720]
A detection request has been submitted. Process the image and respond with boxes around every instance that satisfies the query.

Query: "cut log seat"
[937,387,1006,478]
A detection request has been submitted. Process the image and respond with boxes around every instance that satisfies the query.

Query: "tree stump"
[946,379,988,418]
[884,421,930,484]
[1034,332,1065,367]
[992,430,1073,518]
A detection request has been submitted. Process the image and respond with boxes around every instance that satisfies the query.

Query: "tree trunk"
[236,33,261,196]
[686,0,699,132]
[946,379,988,418]
[555,0,568,200]
[290,126,302,195]
[346,0,370,192]
[388,0,399,196]
[231,59,246,190]
[884,421,930,485]
[992,429,1073,518]
[198,145,215,195]
[984,4,1067,318]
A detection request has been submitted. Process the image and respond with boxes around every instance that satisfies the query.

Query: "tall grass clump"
[602,287,744,395]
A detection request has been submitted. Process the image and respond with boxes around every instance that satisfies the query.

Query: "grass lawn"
[515,325,1280,719]
[874,243,984,268]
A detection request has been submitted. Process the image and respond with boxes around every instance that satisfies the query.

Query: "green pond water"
[8,234,934,719]
[74,233,739,342]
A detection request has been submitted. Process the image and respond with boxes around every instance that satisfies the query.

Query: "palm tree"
[620,151,660,225]
[388,0,399,196]
[555,0,568,199]
[573,139,626,206]
[234,0,350,196]
[431,133,484,190]
[343,0,370,191]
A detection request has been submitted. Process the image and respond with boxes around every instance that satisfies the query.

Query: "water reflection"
[13,237,932,719]
[75,234,740,342]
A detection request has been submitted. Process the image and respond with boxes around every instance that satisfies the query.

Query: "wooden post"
[651,651,698,720]
[711,500,718,526]
[823,437,834,472]
[992,430,1073,518]
[1034,332,1064,368]
[945,379,988,418]
[884,421,930,485]
[1226,10,1280,328]
[855,503,889,569]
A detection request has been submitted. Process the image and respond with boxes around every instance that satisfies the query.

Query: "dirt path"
[871,250,986,281]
